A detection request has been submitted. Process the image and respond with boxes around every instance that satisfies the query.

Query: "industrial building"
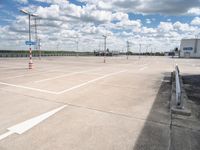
[180,38,200,58]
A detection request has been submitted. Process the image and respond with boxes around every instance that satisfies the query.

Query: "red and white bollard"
[29,46,33,69]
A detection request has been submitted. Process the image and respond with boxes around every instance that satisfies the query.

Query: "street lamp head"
[20,9,38,17]
[31,13,38,17]
[20,9,29,15]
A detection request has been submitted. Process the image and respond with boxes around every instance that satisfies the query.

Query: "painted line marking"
[0,81,57,94]
[1,71,56,80]
[1,69,75,80]
[34,68,101,83]
[0,70,126,95]
[138,64,148,68]
[57,70,127,94]
[0,105,66,141]
[0,131,13,141]
[139,66,148,71]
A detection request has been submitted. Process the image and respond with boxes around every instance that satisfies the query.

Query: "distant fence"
[0,50,166,57]
[0,51,94,57]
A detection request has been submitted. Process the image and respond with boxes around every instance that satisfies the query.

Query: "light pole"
[145,44,151,56]
[102,35,107,63]
[38,38,41,59]
[57,43,59,51]
[75,38,79,57]
[20,9,38,69]
[126,41,130,60]
[139,44,141,59]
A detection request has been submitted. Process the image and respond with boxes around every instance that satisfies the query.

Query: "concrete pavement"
[0,56,199,149]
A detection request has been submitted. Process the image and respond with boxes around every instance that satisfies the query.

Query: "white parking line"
[0,70,126,95]
[34,68,101,83]
[1,70,64,80]
[0,81,57,94]
[139,66,148,71]
[0,105,66,141]
[57,70,127,94]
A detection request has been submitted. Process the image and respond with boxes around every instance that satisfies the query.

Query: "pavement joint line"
[80,72,105,76]
[40,60,104,66]
[57,70,127,94]
[0,105,67,141]
[171,123,200,132]
[95,82,138,89]
[65,103,170,127]
[34,68,102,83]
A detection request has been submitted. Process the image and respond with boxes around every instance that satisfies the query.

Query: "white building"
[180,39,200,58]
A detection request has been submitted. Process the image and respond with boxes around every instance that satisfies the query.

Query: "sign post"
[25,40,36,69]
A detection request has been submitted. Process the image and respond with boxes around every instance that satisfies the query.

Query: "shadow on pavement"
[182,75,200,105]
[133,74,171,150]
[169,74,200,150]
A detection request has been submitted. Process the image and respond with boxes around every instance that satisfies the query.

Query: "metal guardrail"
[175,65,181,107]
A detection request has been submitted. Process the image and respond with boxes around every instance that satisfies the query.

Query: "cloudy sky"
[0,0,200,52]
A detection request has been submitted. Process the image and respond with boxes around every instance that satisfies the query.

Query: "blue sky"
[0,0,195,27]
[0,0,200,51]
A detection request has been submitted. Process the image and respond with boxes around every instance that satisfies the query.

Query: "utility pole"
[145,44,151,56]
[126,41,130,60]
[102,35,107,63]
[139,44,141,59]
[34,17,38,51]
[38,38,41,59]
[57,43,59,51]
[76,39,79,57]
[98,42,101,51]
[20,9,38,69]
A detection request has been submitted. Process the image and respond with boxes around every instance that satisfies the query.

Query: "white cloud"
[188,8,200,15]
[36,5,60,18]
[16,0,28,4]
[173,21,195,32]
[112,12,128,21]
[167,19,171,22]
[158,22,173,32]
[146,19,151,24]
[191,17,200,26]
[97,1,112,10]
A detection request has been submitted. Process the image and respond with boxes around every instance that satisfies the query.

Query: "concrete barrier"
[171,66,191,116]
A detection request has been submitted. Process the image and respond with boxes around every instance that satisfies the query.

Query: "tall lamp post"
[139,44,141,59]
[102,35,107,63]
[20,9,38,69]
[126,41,130,60]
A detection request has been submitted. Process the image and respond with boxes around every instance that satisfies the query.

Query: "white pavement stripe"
[1,70,57,80]
[8,105,66,134]
[139,66,147,71]
[0,131,13,141]
[0,105,66,141]
[3,75,26,80]
[34,68,101,83]
[0,81,57,94]
[0,70,125,95]
[57,70,127,94]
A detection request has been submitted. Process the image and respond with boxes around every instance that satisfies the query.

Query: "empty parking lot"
[0,56,200,150]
